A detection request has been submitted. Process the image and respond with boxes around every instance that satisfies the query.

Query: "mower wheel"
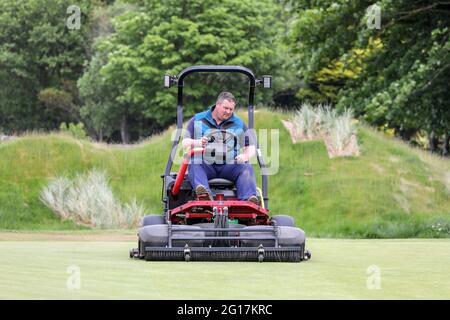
[129,248,139,258]
[142,214,165,226]
[241,226,305,247]
[139,225,205,247]
[271,215,295,227]
[304,250,312,260]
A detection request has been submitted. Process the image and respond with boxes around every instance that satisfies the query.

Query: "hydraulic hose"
[171,147,204,196]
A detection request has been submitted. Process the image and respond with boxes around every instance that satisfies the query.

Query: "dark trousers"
[188,162,257,200]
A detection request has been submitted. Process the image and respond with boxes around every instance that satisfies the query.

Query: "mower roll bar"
[163,65,271,209]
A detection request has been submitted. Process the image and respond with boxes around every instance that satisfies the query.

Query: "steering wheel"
[204,129,237,148]
[203,129,238,164]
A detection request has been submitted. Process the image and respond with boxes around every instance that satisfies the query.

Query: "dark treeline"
[0,0,449,155]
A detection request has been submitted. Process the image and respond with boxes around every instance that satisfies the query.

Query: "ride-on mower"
[130,65,311,262]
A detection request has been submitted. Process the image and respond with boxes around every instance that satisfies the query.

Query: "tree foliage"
[287,0,450,153]
[83,0,282,141]
[1,0,449,154]
[0,0,95,133]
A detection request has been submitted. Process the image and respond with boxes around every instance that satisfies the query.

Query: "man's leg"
[187,162,217,193]
[219,164,257,200]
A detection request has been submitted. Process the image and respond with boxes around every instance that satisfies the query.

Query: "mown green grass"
[0,238,449,299]
[0,109,449,237]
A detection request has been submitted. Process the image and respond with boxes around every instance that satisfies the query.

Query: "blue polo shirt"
[184,105,252,163]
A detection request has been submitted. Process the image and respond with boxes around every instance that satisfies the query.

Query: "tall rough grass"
[292,104,321,140]
[286,103,359,157]
[325,109,359,157]
[40,170,145,229]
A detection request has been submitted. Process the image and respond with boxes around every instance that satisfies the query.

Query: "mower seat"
[208,178,234,187]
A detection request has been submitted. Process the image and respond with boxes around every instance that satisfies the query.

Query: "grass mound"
[1,109,449,237]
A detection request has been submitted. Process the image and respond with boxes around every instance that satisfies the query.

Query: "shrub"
[59,122,88,140]
[429,219,450,237]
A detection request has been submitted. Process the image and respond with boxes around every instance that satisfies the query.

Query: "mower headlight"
[164,74,171,88]
[262,75,272,89]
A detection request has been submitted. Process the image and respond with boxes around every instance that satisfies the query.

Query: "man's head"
[213,92,236,123]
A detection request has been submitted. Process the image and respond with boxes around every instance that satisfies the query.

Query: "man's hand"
[198,136,208,148]
[183,137,208,149]
[235,145,255,163]
[235,154,249,163]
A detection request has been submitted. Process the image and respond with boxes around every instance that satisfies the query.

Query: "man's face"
[215,99,236,122]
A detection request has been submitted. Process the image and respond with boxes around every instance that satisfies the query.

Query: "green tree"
[86,0,282,142]
[77,2,140,143]
[78,53,117,142]
[0,0,94,133]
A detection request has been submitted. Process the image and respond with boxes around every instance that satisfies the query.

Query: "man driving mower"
[130,65,311,262]
[182,91,260,205]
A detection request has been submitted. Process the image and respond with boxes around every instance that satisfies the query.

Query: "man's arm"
[182,137,207,149]
[235,124,256,163]
[182,117,207,150]
[235,145,256,163]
